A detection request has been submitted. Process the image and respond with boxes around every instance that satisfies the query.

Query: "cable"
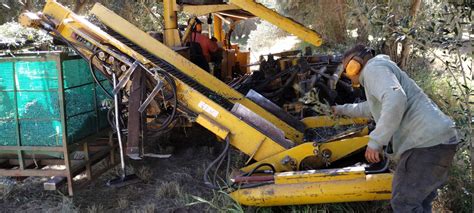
[242,163,276,177]
[146,69,178,134]
[41,16,114,100]
[231,181,274,189]
[43,16,179,142]
[204,136,231,190]
[229,163,276,190]
[89,51,113,99]
[107,106,126,132]
[261,71,298,98]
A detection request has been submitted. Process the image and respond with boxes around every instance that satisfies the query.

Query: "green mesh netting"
[0,56,112,147]
[63,59,101,142]
[63,58,93,88]
[0,62,14,91]
[67,112,97,142]
[64,84,95,117]
[17,91,60,119]
[15,61,59,90]
[0,63,17,146]
[20,120,62,146]
[0,92,15,120]
[0,120,17,146]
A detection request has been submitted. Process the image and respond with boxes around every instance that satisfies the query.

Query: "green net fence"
[0,53,111,147]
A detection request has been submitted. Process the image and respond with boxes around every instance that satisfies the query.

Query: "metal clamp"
[112,61,140,95]
[138,79,164,113]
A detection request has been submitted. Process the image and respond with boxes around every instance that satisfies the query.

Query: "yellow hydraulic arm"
[176,0,323,47]
[228,0,323,47]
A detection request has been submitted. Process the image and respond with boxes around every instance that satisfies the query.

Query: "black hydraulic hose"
[107,106,115,131]
[229,163,276,190]
[204,136,231,190]
[231,181,274,189]
[242,163,276,177]
[147,69,178,133]
[89,51,113,99]
[213,145,226,185]
[41,17,114,99]
[107,106,127,132]
[261,71,298,98]
[42,18,112,99]
[43,17,178,136]
[225,141,231,185]
[254,68,294,91]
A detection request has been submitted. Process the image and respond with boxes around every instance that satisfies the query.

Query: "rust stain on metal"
[264,189,275,195]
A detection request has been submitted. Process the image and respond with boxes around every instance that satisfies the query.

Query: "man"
[189,19,219,71]
[333,45,458,212]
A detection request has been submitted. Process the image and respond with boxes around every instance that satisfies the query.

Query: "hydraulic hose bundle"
[203,136,276,191]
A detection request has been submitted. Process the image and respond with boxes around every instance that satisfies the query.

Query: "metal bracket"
[245,138,266,166]
[112,61,140,95]
[138,79,163,113]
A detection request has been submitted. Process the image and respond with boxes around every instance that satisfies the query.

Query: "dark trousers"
[391,144,457,213]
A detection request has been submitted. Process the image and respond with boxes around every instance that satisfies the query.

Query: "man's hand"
[365,146,382,163]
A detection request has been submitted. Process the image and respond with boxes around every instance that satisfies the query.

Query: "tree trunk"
[22,0,32,11]
[399,0,422,70]
[333,0,347,43]
[74,0,89,13]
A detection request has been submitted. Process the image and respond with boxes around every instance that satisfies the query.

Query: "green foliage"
[187,190,244,213]
[0,22,52,50]
[410,67,473,213]
[277,0,348,44]
[0,0,46,24]
[436,148,473,212]
[246,20,289,51]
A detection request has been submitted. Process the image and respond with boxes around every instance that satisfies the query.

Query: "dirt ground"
[0,123,386,213]
[0,126,234,213]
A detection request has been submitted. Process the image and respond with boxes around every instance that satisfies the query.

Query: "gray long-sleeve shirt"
[335,55,457,160]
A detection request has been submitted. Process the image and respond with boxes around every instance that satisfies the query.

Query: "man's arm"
[364,65,407,151]
[334,101,372,118]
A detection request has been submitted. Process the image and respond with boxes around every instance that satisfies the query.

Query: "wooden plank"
[0,169,67,177]
[44,145,116,191]
[44,176,66,191]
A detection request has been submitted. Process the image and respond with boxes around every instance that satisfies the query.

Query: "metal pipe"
[231,173,392,206]
[163,0,180,47]
[112,73,126,179]
[213,14,223,42]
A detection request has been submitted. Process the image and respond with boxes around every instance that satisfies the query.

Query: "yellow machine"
[20,0,392,206]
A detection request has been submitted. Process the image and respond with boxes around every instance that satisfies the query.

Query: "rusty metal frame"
[0,52,117,195]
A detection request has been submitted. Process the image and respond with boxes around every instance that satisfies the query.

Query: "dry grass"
[86,204,104,213]
[117,197,129,209]
[132,203,156,213]
[169,171,193,185]
[136,166,154,183]
[48,196,79,213]
[187,190,244,213]
[155,181,182,199]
